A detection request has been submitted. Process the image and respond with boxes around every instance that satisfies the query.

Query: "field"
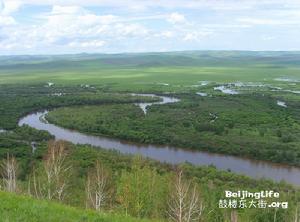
[1,51,300,221]
[1,52,300,90]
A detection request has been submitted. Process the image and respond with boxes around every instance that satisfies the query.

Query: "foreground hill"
[0,191,156,222]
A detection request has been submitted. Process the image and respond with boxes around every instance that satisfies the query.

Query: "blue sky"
[0,0,300,55]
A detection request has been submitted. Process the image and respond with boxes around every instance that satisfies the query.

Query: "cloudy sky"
[0,0,299,55]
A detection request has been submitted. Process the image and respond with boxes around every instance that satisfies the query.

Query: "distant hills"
[1,50,300,69]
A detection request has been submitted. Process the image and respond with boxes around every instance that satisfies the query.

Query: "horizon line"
[1,49,300,57]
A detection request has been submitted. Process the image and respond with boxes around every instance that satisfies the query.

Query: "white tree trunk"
[167,170,204,222]
[1,153,18,193]
[86,160,109,211]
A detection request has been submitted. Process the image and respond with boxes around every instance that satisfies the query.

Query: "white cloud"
[261,35,276,41]
[183,31,212,41]
[10,0,300,10]
[160,31,174,38]
[238,17,300,25]
[183,33,196,41]
[114,23,148,37]
[0,15,16,25]
[167,12,185,24]
[0,4,151,53]
[202,24,251,29]
[238,18,283,25]
[0,0,21,26]
[69,40,105,48]
[38,5,121,42]
[1,0,22,15]
[51,5,85,15]
[1,0,300,54]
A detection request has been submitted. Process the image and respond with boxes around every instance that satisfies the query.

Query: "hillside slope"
[0,191,157,222]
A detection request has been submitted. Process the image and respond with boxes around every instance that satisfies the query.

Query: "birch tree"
[295,202,299,222]
[29,140,71,201]
[85,160,110,211]
[231,210,238,222]
[1,153,18,193]
[167,170,204,222]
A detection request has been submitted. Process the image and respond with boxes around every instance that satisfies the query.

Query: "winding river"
[18,94,300,186]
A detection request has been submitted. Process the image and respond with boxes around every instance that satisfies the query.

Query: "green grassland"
[1,52,300,92]
[0,191,157,222]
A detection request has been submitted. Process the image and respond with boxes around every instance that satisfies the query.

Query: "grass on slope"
[0,192,156,222]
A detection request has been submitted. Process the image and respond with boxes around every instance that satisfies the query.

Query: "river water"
[18,94,300,186]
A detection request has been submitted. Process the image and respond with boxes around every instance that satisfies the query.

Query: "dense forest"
[0,85,159,129]
[46,93,300,166]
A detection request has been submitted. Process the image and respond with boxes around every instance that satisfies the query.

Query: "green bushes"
[195,123,225,135]
[117,157,169,218]
[281,133,295,143]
